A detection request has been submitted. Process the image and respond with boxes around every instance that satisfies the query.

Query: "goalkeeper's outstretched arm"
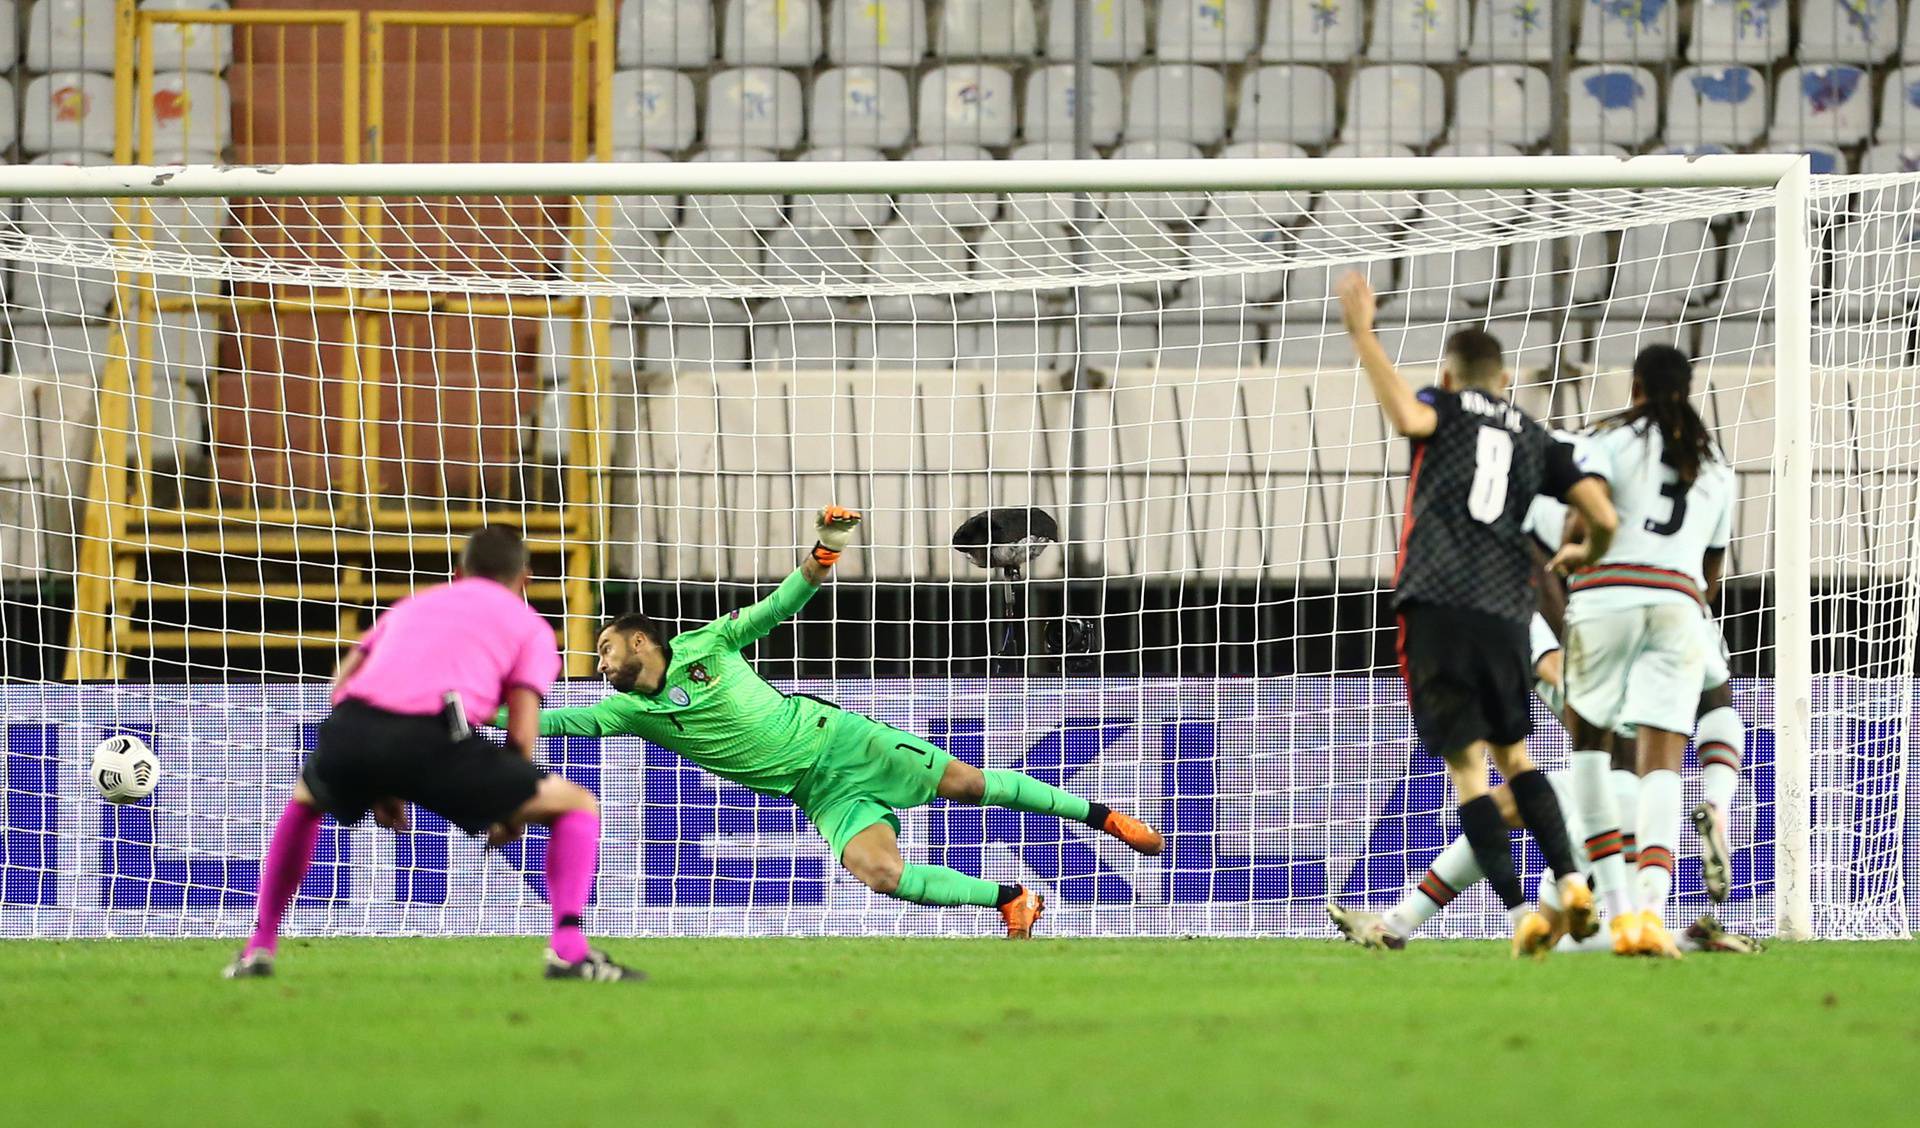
[713,506,864,650]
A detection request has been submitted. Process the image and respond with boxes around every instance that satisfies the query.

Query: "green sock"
[981,769,1093,822]
[894,863,1006,907]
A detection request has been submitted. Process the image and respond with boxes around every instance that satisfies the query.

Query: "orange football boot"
[1000,886,1045,940]
[1101,810,1164,856]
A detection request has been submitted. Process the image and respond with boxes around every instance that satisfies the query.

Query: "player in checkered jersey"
[1335,272,1619,958]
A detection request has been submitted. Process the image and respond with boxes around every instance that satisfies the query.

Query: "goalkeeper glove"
[811,505,862,567]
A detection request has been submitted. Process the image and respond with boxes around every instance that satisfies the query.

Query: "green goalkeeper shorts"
[790,713,954,859]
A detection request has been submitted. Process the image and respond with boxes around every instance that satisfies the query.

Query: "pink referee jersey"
[335,577,562,720]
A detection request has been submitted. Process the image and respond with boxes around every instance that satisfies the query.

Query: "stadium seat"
[827,0,927,65]
[1158,309,1265,369]
[1716,210,1773,316]
[898,143,1001,227]
[1278,224,1397,322]
[1877,66,1920,144]
[1401,243,1498,318]
[935,0,1036,57]
[609,69,697,152]
[1261,0,1365,63]
[1769,65,1874,148]
[1214,140,1313,223]
[707,67,805,150]
[689,146,786,229]
[1156,0,1260,62]
[139,193,227,299]
[1044,0,1147,61]
[22,71,114,154]
[868,219,971,304]
[1452,64,1551,148]
[144,72,231,162]
[1799,0,1901,64]
[750,297,857,370]
[1860,142,1920,214]
[1342,65,1445,146]
[143,0,234,72]
[975,217,1077,293]
[1367,0,1468,61]
[1104,140,1209,222]
[599,146,678,233]
[1834,214,1920,319]
[791,147,892,228]
[663,218,765,288]
[1909,0,1920,60]
[1608,219,1717,317]
[1666,65,1769,148]
[1688,0,1788,64]
[1318,141,1422,228]
[618,0,714,66]
[720,0,822,64]
[952,315,1063,371]
[1489,228,1613,314]
[0,1,15,71]
[1085,215,1183,296]
[1022,63,1123,145]
[1232,65,1337,146]
[640,298,754,374]
[1124,65,1228,144]
[916,64,1017,148]
[1186,214,1288,306]
[1006,140,1095,226]
[1574,0,1678,63]
[810,66,912,148]
[0,82,15,152]
[26,0,114,71]
[1567,65,1660,148]
[764,222,869,287]
[1467,0,1555,61]
[14,196,115,319]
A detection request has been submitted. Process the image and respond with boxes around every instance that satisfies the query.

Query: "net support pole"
[1771,158,1815,941]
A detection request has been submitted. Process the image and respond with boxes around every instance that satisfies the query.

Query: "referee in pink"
[224,527,641,982]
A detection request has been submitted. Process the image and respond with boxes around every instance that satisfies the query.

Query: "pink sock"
[247,799,323,957]
[545,809,599,963]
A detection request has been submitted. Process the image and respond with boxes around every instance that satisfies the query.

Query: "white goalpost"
[0,154,1911,941]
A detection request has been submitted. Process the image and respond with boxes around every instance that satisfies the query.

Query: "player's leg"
[1487,738,1591,954]
[1561,608,1640,928]
[225,776,329,977]
[838,818,1043,938]
[1622,603,1709,959]
[934,757,1163,856]
[502,776,640,980]
[1692,679,1741,903]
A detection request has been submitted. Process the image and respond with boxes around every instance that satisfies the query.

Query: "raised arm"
[713,506,862,650]
[1337,271,1438,440]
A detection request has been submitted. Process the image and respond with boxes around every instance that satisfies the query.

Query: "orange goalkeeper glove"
[811,505,862,567]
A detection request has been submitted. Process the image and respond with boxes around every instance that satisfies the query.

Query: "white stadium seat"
[1022,63,1122,145]
[898,143,1001,226]
[618,0,714,67]
[1124,65,1228,145]
[1575,0,1678,62]
[609,69,697,152]
[793,147,893,228]
[1716,211,1773,316]
[1468,0,1556,61]
[915,64,1016,148]
[638,298,753,374]
[1452,64,1551,148]
[22,71,114,154]
[1833,214,1920,319]
[1186,214,1288,306]
[1799,0,1901,64]
[0,0,16,70]
[751,297,858,371]
[1343,65,1445,146]
[1045,0,1147,62]
[707,67,805,150]
[1006,139,1098,226]
[1608,219,1718,317]
[599,147,678,233]
[1689,0,1788,64]
[1261,0,1365,63]
[1232,65,1336,146]
[868,219,971,302]
[1876,66,1920,143]
[935,0,1036,57]
[0,82,14,151]
[143,72,231,161]
[1666,65,1769,148]
[1770,65,1874,148]
[143,0,235,72]
[1156,0,1260,63]
[1106,140,1210,221]
[26,0,113,71]
[721,0,821,64]
[1567,65,1660,148]
[810,66,912,148]
[1367,0,1467,61]
[1317,140,1421,228]
[764,222,868,287]
[1213,140,1313,224]
[15,192,116,319]
[975,217,1077,292]
[663,218,765,289]
[827,0,927,65]
[689,147,787,229]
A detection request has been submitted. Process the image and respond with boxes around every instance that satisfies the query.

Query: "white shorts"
[1700,615,1730,692]
[1564,601,1708,736]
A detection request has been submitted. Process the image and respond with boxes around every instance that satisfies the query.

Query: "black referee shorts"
[1396,602,1534,757]
[303,699,546,835]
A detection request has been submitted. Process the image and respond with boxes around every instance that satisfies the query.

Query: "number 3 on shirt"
[1468,427,1513,524]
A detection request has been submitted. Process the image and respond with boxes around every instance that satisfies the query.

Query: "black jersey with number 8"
[1394,386,1590,625]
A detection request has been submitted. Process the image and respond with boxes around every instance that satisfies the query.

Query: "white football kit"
[1562,421,1736,735]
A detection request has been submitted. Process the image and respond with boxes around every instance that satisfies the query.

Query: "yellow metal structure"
[66,2,616,680]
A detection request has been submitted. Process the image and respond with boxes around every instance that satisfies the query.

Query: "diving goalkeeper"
[495,506,1163,938]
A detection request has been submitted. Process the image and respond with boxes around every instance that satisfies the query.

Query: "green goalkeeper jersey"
[514,570,837,796]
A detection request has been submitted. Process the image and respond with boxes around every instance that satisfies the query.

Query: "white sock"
[1696,706,1744,815]
[1384,836,1483,937]
[1635,769,1684,917]
[1612,769,1641,872]
[1570,750,1633,920]
[1537,867,1561,911]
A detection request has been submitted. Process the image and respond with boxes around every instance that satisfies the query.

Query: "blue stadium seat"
[1233,65,1337,146]
[1666,65,1769,148]
[1567,64,1660,147]
[617,0,714,67]
[1574,0,1677,63]
[1799,0,1901,64]
[1688,0,1788,65]
[1468,0,1556,62]
[810,66,913,148]
[1769,64,1874,148]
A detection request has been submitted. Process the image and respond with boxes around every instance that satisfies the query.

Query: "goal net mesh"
[0,168,1911,940]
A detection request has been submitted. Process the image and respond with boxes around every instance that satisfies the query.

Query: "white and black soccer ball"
[91,734,159,804]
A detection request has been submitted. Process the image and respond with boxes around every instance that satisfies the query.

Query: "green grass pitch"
[0,938,1914,1126]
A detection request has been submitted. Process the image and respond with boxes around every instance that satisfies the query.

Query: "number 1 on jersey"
[1468,427,1513,524]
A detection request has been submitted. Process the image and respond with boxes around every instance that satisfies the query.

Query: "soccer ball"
[91,734,159,803]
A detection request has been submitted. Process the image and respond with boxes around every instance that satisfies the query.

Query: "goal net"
[0,156,1910,941]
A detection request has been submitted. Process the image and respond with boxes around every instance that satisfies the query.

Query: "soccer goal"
[0,154,1910,942]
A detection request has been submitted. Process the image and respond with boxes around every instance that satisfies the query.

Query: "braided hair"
[1614,344,1718,485]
